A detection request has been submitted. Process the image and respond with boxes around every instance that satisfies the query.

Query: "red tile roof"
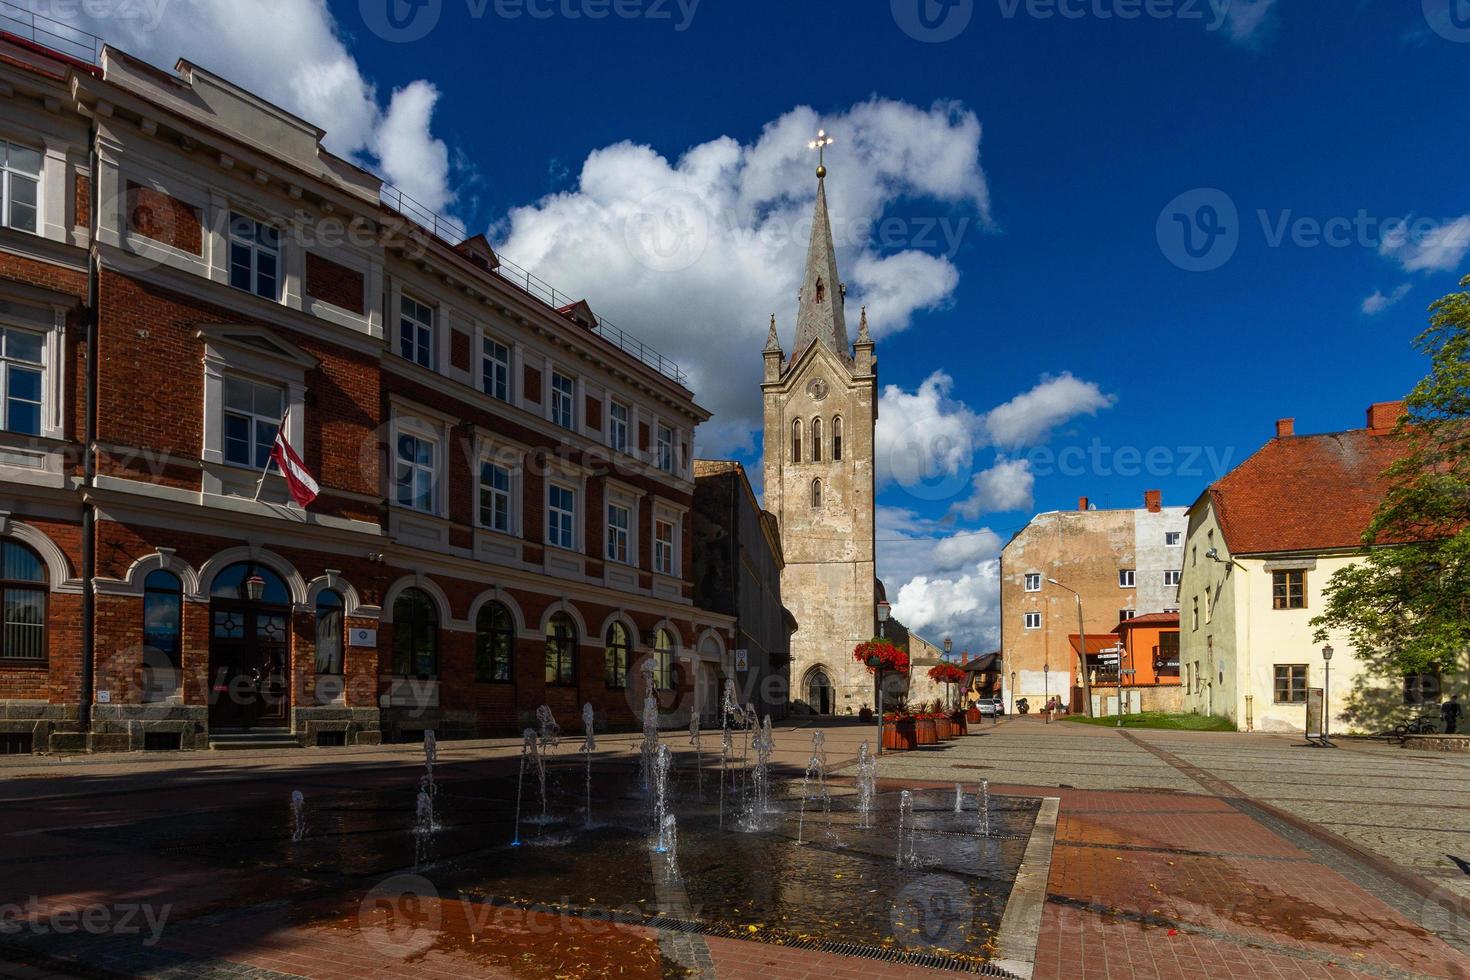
[1114,612,1181,633]
[1209,422,1412,556]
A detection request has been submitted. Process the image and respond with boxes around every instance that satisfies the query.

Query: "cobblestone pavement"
[1,720,1466,979]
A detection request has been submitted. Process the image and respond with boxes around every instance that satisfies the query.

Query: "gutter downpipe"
[79,116,100,739]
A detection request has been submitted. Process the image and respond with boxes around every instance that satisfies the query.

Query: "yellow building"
[1179,402,1449,735]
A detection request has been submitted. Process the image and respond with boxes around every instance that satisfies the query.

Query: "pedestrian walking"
[1443,694,1463,735]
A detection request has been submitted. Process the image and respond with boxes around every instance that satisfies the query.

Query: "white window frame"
[547,482,577,551]
[1023,611,1042,630]
[221,374,284,470]
[1119,569,1136,589]
[656,423,674,473]
[1023,572,1041,593]
[607,502,632,564]
[481,333,511,402]
[478,458,513,533]
[227,212,282,301]
[395,429,439,515]
[0,325,44,437]
[654,516,677,576]
[609,400,629,455]
[399,293,435,369]
[550,371,576,430]
[1,140,41,235]
[1164,569,1182,587]
[1165,531,1182,547]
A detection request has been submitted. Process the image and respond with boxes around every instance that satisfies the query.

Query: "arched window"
[143,570,182,669]
[605,620,631,690]
[811,479,822,509]
[546,612,577,686]
[0,541,46,661]
[832,416,843,461]
[792,419,802,463]
[392,588,438,677]
[654,628,676,691]
[315,589,344,675]
[811,418,822,462]
[475,601,514,683]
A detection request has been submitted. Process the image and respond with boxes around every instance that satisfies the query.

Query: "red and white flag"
[269,425,319,508]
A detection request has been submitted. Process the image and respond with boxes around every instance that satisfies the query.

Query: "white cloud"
[984,373,1115,449]
[954,457,1034,518]
[1361,283,1412,316]
[1380,215,1470,274]
[69,0,455,217]
[496,100,989,448]
[875,371,985,491]
[1222,0,1279,47]
[877,507,1003,649]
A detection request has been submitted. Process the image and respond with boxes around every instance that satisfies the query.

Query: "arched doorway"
[209,562,291,731]
[805,668,834,715]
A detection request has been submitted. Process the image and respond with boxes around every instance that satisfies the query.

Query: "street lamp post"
[874,600,892,755]
[943,636,953,710]
[1043,661,1050,724]
[1322,644,1334,743]
[1048,578,1094,717]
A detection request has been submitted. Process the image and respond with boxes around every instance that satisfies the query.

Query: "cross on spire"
[808,129,834,178]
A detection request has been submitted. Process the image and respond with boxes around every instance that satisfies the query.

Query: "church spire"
[791,130,849,361]
[764,313,781,351]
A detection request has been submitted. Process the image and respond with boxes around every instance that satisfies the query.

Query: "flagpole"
[252,407,289,503]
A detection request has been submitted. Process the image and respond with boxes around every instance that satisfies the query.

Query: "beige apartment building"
[999,491,1188,713]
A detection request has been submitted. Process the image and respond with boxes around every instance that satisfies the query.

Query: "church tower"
[762,133,878,715]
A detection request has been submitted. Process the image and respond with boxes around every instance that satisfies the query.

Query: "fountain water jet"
[511,728,543,845]
[419,729,438,800]
[579,702,596,828]
[688,706,703,798]
[660,813,679,878]
[413,789,436,867]
[536,705,562,753]
[289,790,306,842]
[652,743,673,850]
[743,715,773,829]
[954,783,964,814]
[856,741,877,830]
[719,681,738,829]
[796,729,830,845]
[978,779,991,838]
[638,660,659,794]
[896,789,916,868]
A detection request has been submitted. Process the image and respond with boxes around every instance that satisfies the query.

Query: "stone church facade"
[761,164,879,715]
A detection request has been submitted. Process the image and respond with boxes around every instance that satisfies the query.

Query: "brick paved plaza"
[0,719,1467,979]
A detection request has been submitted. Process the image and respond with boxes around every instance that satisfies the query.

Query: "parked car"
[976,697,1005,716]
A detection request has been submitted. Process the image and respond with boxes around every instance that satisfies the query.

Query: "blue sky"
[64,0,1470,647]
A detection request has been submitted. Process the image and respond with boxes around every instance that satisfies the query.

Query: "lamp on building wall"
[1322,644,1334,742]
[245,573,266,603]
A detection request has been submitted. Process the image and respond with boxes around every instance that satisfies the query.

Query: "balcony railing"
[380,182,689,388]
[0,3,103,64]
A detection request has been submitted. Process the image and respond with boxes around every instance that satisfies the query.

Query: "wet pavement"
[1,717,1467,978]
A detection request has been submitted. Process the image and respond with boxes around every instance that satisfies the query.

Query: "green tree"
[1312,275,1470,683]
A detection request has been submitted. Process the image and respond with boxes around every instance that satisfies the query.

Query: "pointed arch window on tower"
[811,479,822,509]
[792,419,802,463]
[832,416,843,461]
[811,418,822,462]
[814,279,825,304]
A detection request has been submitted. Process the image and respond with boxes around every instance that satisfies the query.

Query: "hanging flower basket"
[854,640,909,675]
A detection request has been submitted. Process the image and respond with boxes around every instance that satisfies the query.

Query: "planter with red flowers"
[882,712,917,751]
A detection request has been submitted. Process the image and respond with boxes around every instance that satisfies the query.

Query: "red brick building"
[0,34,734,752]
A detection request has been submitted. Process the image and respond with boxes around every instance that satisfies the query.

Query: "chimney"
[1275,418,1295,439]
[1366,400,1405,433]
[962,651,969,665]
[1078,496,1090,512]
[1144,490,1162,513]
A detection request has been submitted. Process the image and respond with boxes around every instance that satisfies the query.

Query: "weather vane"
[808,129,834,178]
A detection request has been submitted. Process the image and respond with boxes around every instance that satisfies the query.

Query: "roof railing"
[0,3,103,64]
[380,181,689,388]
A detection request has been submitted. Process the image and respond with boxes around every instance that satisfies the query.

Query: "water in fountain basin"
[580,702,596,828]
[289,790,306,842]
[856,741,877,830]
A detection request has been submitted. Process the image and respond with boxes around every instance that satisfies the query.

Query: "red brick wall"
[0,517,83,704]
[74,173,90,228]
[304,252,366,314]
[125,182,202,255]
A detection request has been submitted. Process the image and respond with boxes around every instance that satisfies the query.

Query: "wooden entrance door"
[208,563,292,731]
